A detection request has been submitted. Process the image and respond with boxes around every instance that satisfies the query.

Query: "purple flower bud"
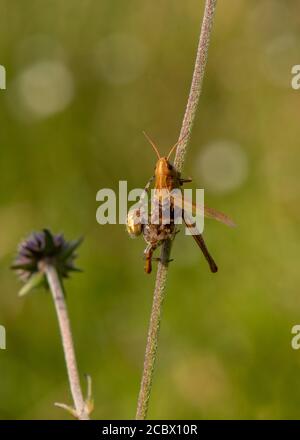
[12,229,82,282]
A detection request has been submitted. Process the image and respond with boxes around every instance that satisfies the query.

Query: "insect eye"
[168,164,173,170]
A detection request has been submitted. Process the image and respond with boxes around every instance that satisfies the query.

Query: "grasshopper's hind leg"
[144,243,175,274]
[144,244,154,274]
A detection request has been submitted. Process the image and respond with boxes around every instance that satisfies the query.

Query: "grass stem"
[135,0,218,420]
[44,262,90,420]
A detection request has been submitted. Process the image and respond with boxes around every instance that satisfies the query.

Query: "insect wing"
[172,192,235,228]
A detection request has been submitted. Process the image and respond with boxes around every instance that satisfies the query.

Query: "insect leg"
[183,214,218,273]
[191,233,218,273]
[143,175,155,194]
[180,177,192,185]
[144,243,154,274]
[136,175,155,227]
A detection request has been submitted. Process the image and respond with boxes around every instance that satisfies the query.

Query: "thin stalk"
[135,0,218,420]
[43,262,89,420]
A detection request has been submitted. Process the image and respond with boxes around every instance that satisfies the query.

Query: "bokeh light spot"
[261,34,299,88]
[196,141,248,194]
[12,60,74,120]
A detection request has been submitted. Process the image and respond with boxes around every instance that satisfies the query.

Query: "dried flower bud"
[12,229,82,296]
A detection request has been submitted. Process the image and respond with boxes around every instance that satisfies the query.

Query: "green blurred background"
[0,0,300,419]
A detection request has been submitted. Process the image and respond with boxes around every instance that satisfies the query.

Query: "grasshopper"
[127,133,235,273]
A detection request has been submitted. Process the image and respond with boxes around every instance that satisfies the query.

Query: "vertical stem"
[44,263,89,420]
[175,0,217,173]
[136,241,171,419]
[135,0,218,420]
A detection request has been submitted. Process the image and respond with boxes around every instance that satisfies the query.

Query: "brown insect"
[127,133,235,274]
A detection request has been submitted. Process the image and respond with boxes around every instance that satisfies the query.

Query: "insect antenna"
[143,131,161,160]
[167,132,189,160]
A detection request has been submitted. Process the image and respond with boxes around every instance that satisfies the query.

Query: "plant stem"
[135,0,218,420]
[43,262,89,420]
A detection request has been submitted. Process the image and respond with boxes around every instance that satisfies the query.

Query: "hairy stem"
[43,262,89,420]
[135,0,218,420]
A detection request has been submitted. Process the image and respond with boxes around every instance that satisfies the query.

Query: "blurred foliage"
[0,0,300,420]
